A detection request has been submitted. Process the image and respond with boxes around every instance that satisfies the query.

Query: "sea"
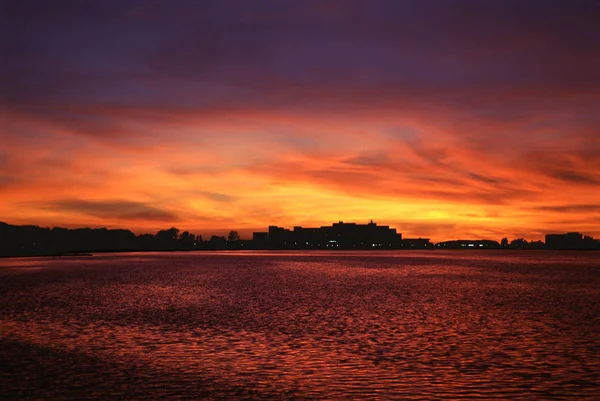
[1,251,599,399]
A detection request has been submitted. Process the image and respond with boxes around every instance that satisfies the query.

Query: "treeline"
[437,237,600,250]
[0,222,248,257]
[501,237,546,249]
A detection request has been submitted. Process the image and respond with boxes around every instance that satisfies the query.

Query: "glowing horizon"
[2,1,599,242]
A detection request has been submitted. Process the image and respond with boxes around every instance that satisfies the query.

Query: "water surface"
[1,251,599,399]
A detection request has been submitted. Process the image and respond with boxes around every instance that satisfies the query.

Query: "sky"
[1,0,600,241]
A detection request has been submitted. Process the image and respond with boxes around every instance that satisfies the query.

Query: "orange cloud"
[2,103,599,241]
[2,0,599,240]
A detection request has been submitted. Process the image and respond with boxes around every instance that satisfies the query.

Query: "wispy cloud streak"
[1,0,599,239]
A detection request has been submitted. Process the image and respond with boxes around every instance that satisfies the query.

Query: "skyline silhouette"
[2,0,600,241]
[2,220,598,257]
[2,2,600,399]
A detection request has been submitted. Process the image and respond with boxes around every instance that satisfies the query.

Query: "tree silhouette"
[501,237,508,248]
[228,230,240,242]
[209,235,227,249]
[156,227,180,249]
[510,238,528,249]
[157,227,179,241]
[179,231,195,250]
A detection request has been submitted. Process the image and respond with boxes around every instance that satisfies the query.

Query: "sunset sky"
[2,0,599,241]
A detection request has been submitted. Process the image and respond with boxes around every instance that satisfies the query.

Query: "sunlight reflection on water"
[1,251,599,399]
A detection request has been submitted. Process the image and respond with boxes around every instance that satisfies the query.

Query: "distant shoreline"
[2,248,599,259]
[3,221,599,257]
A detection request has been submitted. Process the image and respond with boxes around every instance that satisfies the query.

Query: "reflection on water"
[1,251,599,399]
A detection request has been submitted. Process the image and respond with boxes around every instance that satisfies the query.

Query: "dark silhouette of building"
[436,239,501,249]
[545,232,599,250]
[402,238,432,249]
[2,220,598,257]
[259,221,402,249]
[252,232,269,249]
[0,221,203,257]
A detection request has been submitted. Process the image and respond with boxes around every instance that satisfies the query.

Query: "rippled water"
[1,251,599,399]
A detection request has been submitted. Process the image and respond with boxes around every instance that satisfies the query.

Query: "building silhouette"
[255,221,402,249]
[436,239,501,249]
[545,232,598,250]
[2,220,599,257]
[252,232,269,249]
[402,238,433,249]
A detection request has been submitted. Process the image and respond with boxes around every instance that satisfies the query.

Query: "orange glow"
[2,0,599,241]
[2,104,599,242]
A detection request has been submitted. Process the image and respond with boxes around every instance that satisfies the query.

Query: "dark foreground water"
[1,251,599,399]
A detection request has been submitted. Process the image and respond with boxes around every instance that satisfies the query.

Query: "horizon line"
[2,220,598,244]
